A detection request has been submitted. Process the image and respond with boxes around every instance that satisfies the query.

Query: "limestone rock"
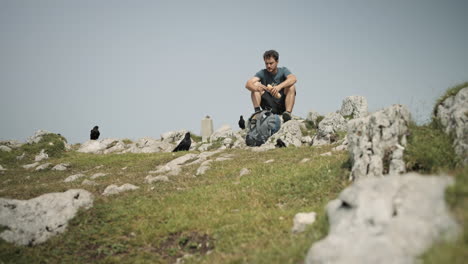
[22,162,40,169]
[0,189,93,246]
[125,138,174,153]
[305,173,460,264]
[319,112,347,132]
[348,104,411,180]
[269,120,303,147]
[198,143,212,152]
[306,110,321,125]
[52,163,70,171]
[0,145,12,152]
[26,130,52,144]
[16,152,26,160]
[196,160,212,176]
[34,149,49,162]
[82,180,98,186]
[161,130,187,143]
[102,184,139,196]
[145,175,170,183]
[435,87,468,164]
[0,140,23,149]
[313,113,347,146]
[64,173,86,183]
[210,125,234,142]
[0,165,6,171]
[239,168,251,177]
[292,212,316,233]
[90,173,107,179]
[340,96,368,119]
[35,163,52,171]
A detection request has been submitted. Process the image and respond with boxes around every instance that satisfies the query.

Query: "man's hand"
[268,84,282,98]
[256,83,268,92]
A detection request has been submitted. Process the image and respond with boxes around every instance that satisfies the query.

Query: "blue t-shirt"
[255,67,292,86]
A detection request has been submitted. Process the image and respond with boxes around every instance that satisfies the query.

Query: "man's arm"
[270,74,297,97]
[245,77,267,92]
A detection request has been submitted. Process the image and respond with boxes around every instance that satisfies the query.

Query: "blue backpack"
[245,110,281,146]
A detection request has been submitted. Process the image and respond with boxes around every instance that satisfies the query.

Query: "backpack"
[245,110,281,146]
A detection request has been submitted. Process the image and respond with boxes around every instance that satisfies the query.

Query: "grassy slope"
[0,144,349,263]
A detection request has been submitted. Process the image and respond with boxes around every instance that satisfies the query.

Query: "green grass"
[405,122,459,173]
[0,142,350,263]
[422,166,468,263]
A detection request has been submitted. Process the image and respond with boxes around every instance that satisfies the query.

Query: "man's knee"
[284,85,296,95]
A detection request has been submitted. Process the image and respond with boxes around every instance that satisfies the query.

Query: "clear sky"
[1,0,467,143]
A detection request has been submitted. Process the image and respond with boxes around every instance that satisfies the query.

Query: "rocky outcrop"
[0,189,93,246]
[313,113,347,146]
[34,149,49,162]
[347,104,411,180]
[210,125,235,142]
[434,87,468,164]
[340,96,368,119]
[292,212,316,233]
[305,173,460,264]
[125,137,174,153]
[269,120,303,147]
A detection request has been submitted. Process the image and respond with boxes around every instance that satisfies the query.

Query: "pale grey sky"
[1,0,467,143]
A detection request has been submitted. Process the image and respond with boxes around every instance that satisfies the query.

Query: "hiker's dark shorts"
[260,90,296,115]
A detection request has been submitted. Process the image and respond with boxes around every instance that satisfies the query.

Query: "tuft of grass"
[405,123,459,173]
[122,139,133,145]
[0,133,68,168]
[190,133,203,143]
[422,166,468,263]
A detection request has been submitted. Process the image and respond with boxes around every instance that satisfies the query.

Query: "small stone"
[292,212,317,233]
[264,159,275,164]
[90,173,108,179]
[239,168,251,177]
[145,175,169,184]
[82,179,98,186]
[35,163,52,171]
[22,162,40,169]
[64,173,86,183]
[102,184,139,196]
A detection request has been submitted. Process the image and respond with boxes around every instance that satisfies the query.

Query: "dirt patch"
[155,231,214,262]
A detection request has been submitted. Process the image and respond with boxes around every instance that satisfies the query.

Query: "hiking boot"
[282,111,292,122]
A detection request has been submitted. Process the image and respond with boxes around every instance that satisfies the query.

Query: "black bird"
[173,132,191,152]
[90,126,100,140]
[275,138,287,148]
[238,115,246,130]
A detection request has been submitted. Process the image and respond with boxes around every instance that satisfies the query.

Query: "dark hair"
[263,50,279,61]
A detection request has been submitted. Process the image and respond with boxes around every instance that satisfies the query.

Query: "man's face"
[264,57,278,73]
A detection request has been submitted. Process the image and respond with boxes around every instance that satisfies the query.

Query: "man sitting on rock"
[245,50,297,122]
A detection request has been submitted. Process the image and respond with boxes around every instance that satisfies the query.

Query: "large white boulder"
[435,87,468,164]
[347,104,411,180]
[269,120,303,147]
[210,125,234,142]
[340,96,368,118]
[0,189,93,246]
[305,173,460,264]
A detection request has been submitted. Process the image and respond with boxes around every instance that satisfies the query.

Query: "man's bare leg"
[251,91,262,109]
[284,85,296,113]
